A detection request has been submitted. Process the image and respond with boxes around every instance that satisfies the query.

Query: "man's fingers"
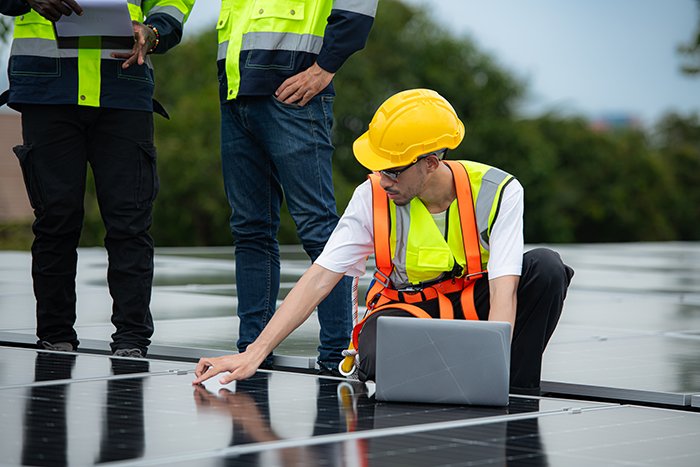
[63,0,84,15]
[121,55,138,69]
[55,1,72,17]
[276,87,295,103]
[194,357,215,377]
[299,91,315,106]
[39,6,60,22]
[137,49,147,66]
[192,366,219,385]
[275,76,299,101]
[219,370,239,385]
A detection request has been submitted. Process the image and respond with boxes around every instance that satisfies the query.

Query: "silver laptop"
[375,317,511,406]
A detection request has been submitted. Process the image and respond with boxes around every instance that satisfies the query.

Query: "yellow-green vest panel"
[387,160,513,287]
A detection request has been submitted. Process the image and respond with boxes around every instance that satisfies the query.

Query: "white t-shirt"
[315,178,525,280]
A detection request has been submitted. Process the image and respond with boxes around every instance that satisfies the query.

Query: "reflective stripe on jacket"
[5,0,194,111]
[216,0,376,101]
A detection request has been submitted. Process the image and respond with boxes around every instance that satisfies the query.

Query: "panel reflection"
[96,359,148,463]
[194,374,372,466]
[22,352,76,467]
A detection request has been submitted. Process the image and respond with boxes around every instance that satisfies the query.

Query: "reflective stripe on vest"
[466,162,513,251]
[217,0,334,100]
[10,38,156,66]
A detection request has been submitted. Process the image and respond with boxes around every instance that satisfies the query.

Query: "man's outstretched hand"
[27,0,83,22]
[192,353,261,385]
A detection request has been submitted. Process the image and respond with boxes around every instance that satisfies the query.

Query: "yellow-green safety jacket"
[1,0,194,112]
[216,0,377,102]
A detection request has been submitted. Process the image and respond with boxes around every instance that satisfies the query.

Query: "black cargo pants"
[14,104,158,354]
[357,248,575,395]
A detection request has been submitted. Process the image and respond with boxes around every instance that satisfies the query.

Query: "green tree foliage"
[679,0,700,75]
[654,113,700,239]
[70,0,700,247]
[147,30,229,246]
[0,16,11,43]
[332,0,523,199]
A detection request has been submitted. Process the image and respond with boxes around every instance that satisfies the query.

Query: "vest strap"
[444,160,483,276]
[369,173,393,281]
[352,302,432,349]
[354,275,480,349]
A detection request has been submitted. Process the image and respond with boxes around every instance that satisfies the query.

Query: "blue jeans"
[220,95,352,367]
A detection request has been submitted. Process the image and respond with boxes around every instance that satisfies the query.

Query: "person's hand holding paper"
[51,0,151,61]
[27,0,83,22]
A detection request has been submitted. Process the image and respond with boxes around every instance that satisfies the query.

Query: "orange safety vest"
[351,161,486,349]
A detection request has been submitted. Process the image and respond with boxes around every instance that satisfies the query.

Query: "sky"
[2,0,699,125]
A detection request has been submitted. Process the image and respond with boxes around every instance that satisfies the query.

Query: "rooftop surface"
[1,242,699,466]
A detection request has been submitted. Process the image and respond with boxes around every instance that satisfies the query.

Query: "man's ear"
[424,154,442,173]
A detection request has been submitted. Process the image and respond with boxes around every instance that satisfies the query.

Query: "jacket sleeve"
[141,0,195,54]
[0,0,31,16]
[316,0,377,73]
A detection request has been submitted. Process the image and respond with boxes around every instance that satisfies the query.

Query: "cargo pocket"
[12,144,43,210]
[136,143,159,207]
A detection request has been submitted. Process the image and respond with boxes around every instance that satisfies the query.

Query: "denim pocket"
[12,144,43,210]
[136,143,159,207]
[320,95,335,134]
[272,95,304,110]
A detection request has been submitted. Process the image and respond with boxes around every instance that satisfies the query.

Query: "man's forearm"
[247,264,345,358]
[488,275,519,337]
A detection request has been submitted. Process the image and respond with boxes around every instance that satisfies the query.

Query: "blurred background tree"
[2,0,699,248]
[0,16,10,43]
[679,0,700,75]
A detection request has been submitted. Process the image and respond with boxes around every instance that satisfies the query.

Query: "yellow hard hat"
[353,89,465,171]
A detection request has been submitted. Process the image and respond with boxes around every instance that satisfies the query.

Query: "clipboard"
[53,0,134,50]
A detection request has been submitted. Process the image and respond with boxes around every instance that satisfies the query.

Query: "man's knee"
[523,248,574,290]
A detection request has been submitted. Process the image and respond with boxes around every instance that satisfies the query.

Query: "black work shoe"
[317,361,344,378]
[40,341,75,352]
[113,348,144,358]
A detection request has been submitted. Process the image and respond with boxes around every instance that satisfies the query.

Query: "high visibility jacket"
[1,0,194,112]
[216,0,377,102]
[349,160,515,349]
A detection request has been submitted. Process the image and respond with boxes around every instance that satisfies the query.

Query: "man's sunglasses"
[379,150,446,181]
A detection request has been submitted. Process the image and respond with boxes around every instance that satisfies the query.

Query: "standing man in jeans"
[217,0,377,374]
[1,0,194,357]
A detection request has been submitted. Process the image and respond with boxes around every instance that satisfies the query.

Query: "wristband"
[145,24,160,54]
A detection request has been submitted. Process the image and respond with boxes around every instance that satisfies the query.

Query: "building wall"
[0,112,32,222]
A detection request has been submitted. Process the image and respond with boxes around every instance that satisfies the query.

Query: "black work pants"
[357,248,575,394]
[14,104,158,354]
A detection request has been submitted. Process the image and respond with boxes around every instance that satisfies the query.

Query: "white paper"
[54,0,133,38]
